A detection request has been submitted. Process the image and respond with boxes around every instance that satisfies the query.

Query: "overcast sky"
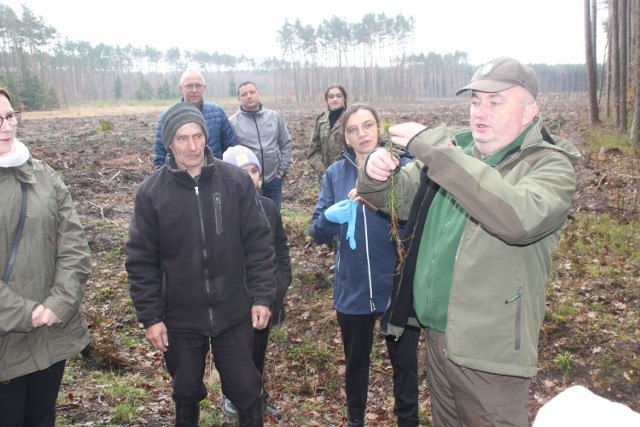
[4,0,607,66]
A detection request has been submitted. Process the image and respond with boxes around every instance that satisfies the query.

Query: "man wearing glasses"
[154,67,237,168]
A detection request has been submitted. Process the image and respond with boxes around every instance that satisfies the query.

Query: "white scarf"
[0,138,30,168]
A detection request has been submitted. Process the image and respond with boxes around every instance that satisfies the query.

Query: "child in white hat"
[221,145,292,420]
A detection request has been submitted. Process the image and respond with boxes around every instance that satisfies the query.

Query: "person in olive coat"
[307,84,348,183]
[0,87,91,426]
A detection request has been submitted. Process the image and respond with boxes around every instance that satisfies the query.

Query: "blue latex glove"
[324,199,358,250]
[324,199,355,224]
[345,201,357,250]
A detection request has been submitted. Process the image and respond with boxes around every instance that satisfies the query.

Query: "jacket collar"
[239,103,263,114]
[179,98,203,112]
[341,150,357,168]
[166,146,217,182]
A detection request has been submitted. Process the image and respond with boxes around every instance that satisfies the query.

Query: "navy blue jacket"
[154,101,237,168]
[310,150,411,315]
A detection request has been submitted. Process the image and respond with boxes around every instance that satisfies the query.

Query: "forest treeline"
[1,3,591,109]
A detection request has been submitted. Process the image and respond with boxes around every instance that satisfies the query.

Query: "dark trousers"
[164,323,262,411]
[252,323,271,378]
[0,360,66,427]
[337,312,419,419]
[386,325,420,421]
[337,312,376,412]
[262,177,283,211]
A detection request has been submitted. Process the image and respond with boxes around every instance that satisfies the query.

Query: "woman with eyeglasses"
[307,84,349,183]
[310,104,421,427]
[0,88,91,426]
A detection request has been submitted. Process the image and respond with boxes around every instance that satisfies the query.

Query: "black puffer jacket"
[126,148,276,336]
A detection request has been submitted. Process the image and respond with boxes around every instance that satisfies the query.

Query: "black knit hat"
[161,102,209,150]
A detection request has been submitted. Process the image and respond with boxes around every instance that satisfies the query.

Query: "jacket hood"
[455,117,581,167]
[11,157,38,185]
[522,117,581,165]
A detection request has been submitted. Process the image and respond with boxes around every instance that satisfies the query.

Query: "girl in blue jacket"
[310,104,420,427]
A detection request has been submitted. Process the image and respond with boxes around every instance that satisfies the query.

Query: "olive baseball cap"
[456,57,538,98]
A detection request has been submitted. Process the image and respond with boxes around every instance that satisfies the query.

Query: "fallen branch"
[596,173,608,189]
[87,201,105,220]
[613,172,640,180]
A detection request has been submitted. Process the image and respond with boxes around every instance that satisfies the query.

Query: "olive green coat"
[307,110,345,181]
[0,158,90,382]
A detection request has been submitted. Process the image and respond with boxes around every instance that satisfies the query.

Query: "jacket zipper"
[505,287,523,350]
[213,193,223,235]
[195,185,215,330]
[361,204,375,312]
[250,115,266,184]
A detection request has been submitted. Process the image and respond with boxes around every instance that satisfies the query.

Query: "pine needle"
[382,122,405,269]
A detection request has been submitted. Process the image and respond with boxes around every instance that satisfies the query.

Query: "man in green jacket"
[356,57,580,426]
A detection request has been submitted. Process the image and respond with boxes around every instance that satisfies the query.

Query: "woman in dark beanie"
[126,102,277,427]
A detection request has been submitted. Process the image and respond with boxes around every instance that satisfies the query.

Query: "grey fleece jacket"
[228,105,292,184]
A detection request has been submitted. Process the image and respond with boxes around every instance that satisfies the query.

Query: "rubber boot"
[175,402,200,427]
[347,407,365,427]
[237,396,263,427]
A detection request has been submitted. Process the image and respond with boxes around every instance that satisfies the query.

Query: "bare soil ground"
[17,95,639,426]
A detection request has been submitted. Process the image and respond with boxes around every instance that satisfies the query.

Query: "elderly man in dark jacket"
[126,102,276,427]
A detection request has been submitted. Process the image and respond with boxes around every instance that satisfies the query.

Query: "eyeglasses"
[183,83,204,91]
[346,120,376,136]
[0,111,21,127]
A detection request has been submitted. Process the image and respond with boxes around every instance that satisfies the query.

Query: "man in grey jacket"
[356,57,580,426]
[228,82,292,211]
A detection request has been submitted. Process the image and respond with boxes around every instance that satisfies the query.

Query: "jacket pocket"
[213,193,223,235]
[505,287,523,351]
